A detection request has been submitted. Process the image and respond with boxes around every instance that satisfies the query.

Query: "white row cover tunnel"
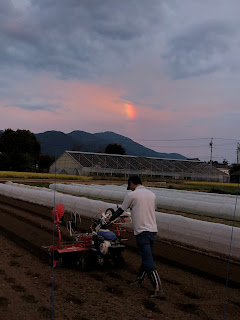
[49,183,240,221]
[0,182,240,259]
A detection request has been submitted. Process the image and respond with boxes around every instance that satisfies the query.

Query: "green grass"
[0,171,239,195]
[183,181,239,195]
[142,179,239,195]
[0,171,92,181]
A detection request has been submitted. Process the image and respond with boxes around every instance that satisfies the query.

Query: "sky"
[1,0,240,164]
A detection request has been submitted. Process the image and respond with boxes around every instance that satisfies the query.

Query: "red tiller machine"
[46,204,131,270]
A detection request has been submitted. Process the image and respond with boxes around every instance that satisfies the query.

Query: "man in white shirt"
[109,175,165,299]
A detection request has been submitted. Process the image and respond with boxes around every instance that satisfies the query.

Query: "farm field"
[0,171,238,194]
[0,194,240,320]
[0,170,239,194]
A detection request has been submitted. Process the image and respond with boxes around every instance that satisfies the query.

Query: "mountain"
[35,130,186,160]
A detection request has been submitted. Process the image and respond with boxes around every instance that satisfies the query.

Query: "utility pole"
[237,143,240,164]
[209,138,213,165]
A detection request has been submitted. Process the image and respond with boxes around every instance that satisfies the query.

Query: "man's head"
[127,175,142,191]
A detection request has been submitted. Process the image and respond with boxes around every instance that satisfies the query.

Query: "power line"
[135,137,240,142]
[49,134,240,145]
[213,138,240,141]
[134,138,209,142]
[143,145,210,148]
[145,145,237,152]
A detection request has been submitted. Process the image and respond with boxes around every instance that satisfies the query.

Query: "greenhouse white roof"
[65,151,228,175]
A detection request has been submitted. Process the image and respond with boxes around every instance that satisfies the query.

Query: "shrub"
[208,187,227,194]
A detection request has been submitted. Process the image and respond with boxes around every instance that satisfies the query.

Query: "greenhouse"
[49,151,229,182]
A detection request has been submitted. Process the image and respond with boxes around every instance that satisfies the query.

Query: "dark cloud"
[0,0,164,80]
[163,20,234,79]
[0,0,13,15]
[13,102,61,112]
[1,0,240,85]
[2,1,237,85]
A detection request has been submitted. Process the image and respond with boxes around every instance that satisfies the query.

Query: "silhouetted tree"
[104,143,126,155]
[223,159,228,165]
[38,154,55,172]
[0,129,41,171]
[229,163,240,175]
[208,160,219,165]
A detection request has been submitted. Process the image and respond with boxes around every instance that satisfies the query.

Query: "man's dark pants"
[135,231,157,272]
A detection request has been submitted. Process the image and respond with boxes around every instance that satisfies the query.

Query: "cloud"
[163,20,235,79]
[2,0,239,84]
[120,95,165,110]
[0,0,165,80]
[13,101,61,112]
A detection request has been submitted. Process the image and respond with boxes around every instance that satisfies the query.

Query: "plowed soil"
[0,195,240,320]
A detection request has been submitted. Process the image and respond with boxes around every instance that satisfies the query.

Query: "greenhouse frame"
[49,151,229,182]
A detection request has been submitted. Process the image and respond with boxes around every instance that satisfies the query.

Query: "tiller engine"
[46,204,131,270]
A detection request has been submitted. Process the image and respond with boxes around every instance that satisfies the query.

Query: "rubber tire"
[112,253,125,268]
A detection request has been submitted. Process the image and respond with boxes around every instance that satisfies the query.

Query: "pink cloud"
[0,74,136,132]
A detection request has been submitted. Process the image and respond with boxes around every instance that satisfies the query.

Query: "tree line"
[3,128,239,177]
[0,129,126,172]
[0,129,54,172]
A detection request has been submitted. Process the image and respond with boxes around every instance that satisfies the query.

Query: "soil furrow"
[1,194,240,320]
[1,196,240,285]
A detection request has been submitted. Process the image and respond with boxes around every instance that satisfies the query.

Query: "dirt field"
[0,195,240,320]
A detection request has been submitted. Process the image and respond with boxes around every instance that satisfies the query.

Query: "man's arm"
[109,207,124,222]
[109,193,132,222]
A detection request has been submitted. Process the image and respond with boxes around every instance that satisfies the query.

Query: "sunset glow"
[125,103,136,120]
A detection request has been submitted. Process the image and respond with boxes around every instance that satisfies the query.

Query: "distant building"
[212,163,230,175]
[50,151,229,182]
[187,158,200,161]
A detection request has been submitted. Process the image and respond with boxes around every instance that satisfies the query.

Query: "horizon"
[0,127,237,164]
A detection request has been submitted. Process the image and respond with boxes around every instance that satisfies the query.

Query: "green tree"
[0,152,9,170]
[104,143,126,155]
[0,129,41,171]
[38,154,55,172]
[208,160,219,165]
[223,159,228,165]
[229,163,240,175]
